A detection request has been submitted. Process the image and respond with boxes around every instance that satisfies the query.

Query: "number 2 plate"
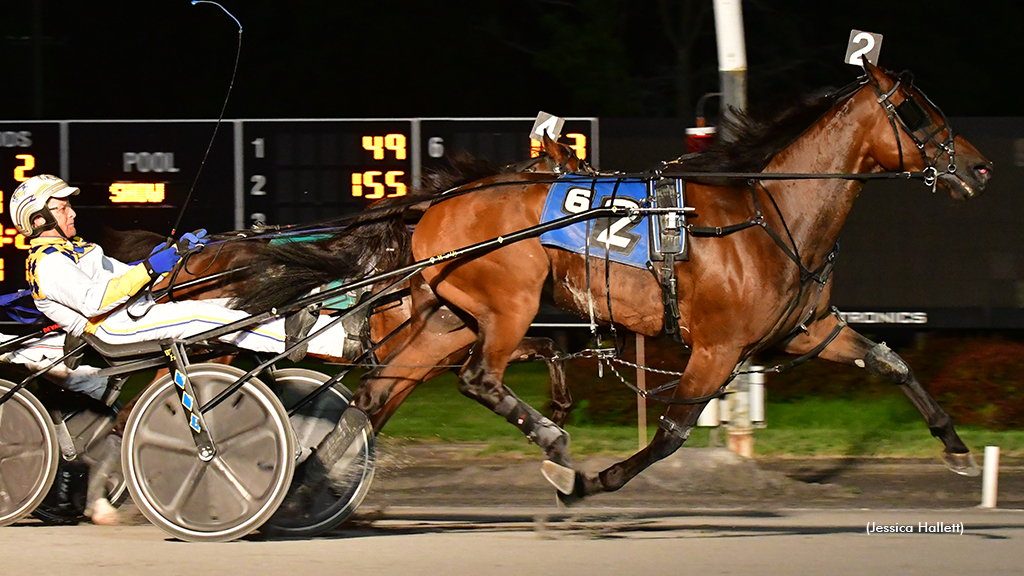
[845,30,883,66]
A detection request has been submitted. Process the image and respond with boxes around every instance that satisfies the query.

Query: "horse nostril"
[974,163,992,182]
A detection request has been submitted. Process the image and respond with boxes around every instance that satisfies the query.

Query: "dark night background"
[3,0,1023,122]
[5,0,1024,330]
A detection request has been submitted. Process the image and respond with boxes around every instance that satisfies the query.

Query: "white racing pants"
[90,298,347,357]
[0,332,108,400]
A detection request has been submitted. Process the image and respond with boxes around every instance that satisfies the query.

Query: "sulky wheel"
[260,368,375,538]
[32,402,128,524]
[0,381,59,527]
[121,364,295,542]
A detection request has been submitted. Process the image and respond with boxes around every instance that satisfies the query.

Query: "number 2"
[847,32,875,65]
[14,154,35,182]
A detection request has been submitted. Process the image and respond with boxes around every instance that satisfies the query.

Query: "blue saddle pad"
[539,178,653,269]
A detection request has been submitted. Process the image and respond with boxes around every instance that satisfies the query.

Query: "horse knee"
[863,343,910,384]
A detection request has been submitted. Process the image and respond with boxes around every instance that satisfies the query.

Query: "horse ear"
[542,133,566,163]
[860,61,891,92]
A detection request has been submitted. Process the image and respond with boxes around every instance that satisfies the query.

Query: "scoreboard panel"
[67,121,235,240]
[241,120,413,227]
[0,117,598,294]
[0,122,62,286]
[419,118,597,176]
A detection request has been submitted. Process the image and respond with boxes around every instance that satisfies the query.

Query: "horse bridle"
[869,69,957,191]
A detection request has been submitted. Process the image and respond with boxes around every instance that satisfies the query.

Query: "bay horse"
[346,64,992,501]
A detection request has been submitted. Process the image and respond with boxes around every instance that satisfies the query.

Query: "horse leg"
[356,304,474,425]
[783,314,979,476]
[508,337,571,426]
[455,312,574,471]
[552,346,741,501]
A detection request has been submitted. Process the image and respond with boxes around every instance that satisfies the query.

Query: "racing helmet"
[10,174,80,238]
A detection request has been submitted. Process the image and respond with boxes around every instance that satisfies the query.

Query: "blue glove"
[178,229,209,251]
[144,245,180,276]
[127,240,173,266]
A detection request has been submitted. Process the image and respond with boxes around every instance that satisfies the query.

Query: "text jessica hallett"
[866,521,963,535]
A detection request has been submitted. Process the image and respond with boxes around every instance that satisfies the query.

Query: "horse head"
[505,134,594,175]
[862,63,992,200]
[539,133,593,174]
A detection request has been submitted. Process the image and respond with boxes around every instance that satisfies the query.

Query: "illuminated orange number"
[353,171,383,198]
[0,258,4,281]
[362,134,407,160]
[384,171,407,197]
[384,134,407,160]
[362,136,385,160]
[14,154,35,182]
[352,170,402,199]
[351,172,364,197]
[566,133,587,160]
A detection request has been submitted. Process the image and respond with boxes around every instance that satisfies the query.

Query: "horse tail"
[99,227,167,263]
[229,207,412,313]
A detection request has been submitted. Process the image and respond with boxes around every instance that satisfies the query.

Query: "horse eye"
[895,97,928,131]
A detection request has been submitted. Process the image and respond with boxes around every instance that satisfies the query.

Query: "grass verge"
[376,363,1024,458]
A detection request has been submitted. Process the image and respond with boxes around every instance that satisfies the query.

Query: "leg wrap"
[85,435,121,514]
[303,407,370,488]
[496,394,568,452]
[658,415,692,440]
[864,343,911,384]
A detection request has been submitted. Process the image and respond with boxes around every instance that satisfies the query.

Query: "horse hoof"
[942,451,981,477]
[541,460,576,495]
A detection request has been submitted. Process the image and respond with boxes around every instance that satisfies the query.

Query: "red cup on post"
[686,126,717,153]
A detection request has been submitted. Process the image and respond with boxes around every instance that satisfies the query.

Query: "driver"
[10,174,354,525]
[12,174,348,356]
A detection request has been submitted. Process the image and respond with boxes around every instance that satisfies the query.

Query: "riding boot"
[84,435,122,525]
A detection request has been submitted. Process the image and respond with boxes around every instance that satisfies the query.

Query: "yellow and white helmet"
[10,174,80,238]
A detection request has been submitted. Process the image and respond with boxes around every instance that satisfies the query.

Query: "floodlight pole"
[714,0,753,455]
[713,0,747,142]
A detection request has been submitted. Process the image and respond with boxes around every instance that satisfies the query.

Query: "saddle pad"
[539,178,652,269]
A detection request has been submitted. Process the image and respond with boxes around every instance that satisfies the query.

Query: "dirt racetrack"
[358,440,1023,511]
[5,441,1023,576]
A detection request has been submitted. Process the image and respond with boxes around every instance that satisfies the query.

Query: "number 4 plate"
[531,111,565,142]
[845,30,883,66]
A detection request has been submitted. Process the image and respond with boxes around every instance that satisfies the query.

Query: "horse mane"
[666,89,843,180]
[418,151,504,193]
[229,152,506,313]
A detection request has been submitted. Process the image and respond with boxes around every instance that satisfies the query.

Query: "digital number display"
[0,123,61,286]
[243,121,412,227]
[530,133,588,160]
[420,119,597,176]
[109,182,166,203]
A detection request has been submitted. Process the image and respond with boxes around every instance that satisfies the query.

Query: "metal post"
[726,361,754,458]
[713,0,747,141]
[636,333,647,449]
[981,446,1000,508]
